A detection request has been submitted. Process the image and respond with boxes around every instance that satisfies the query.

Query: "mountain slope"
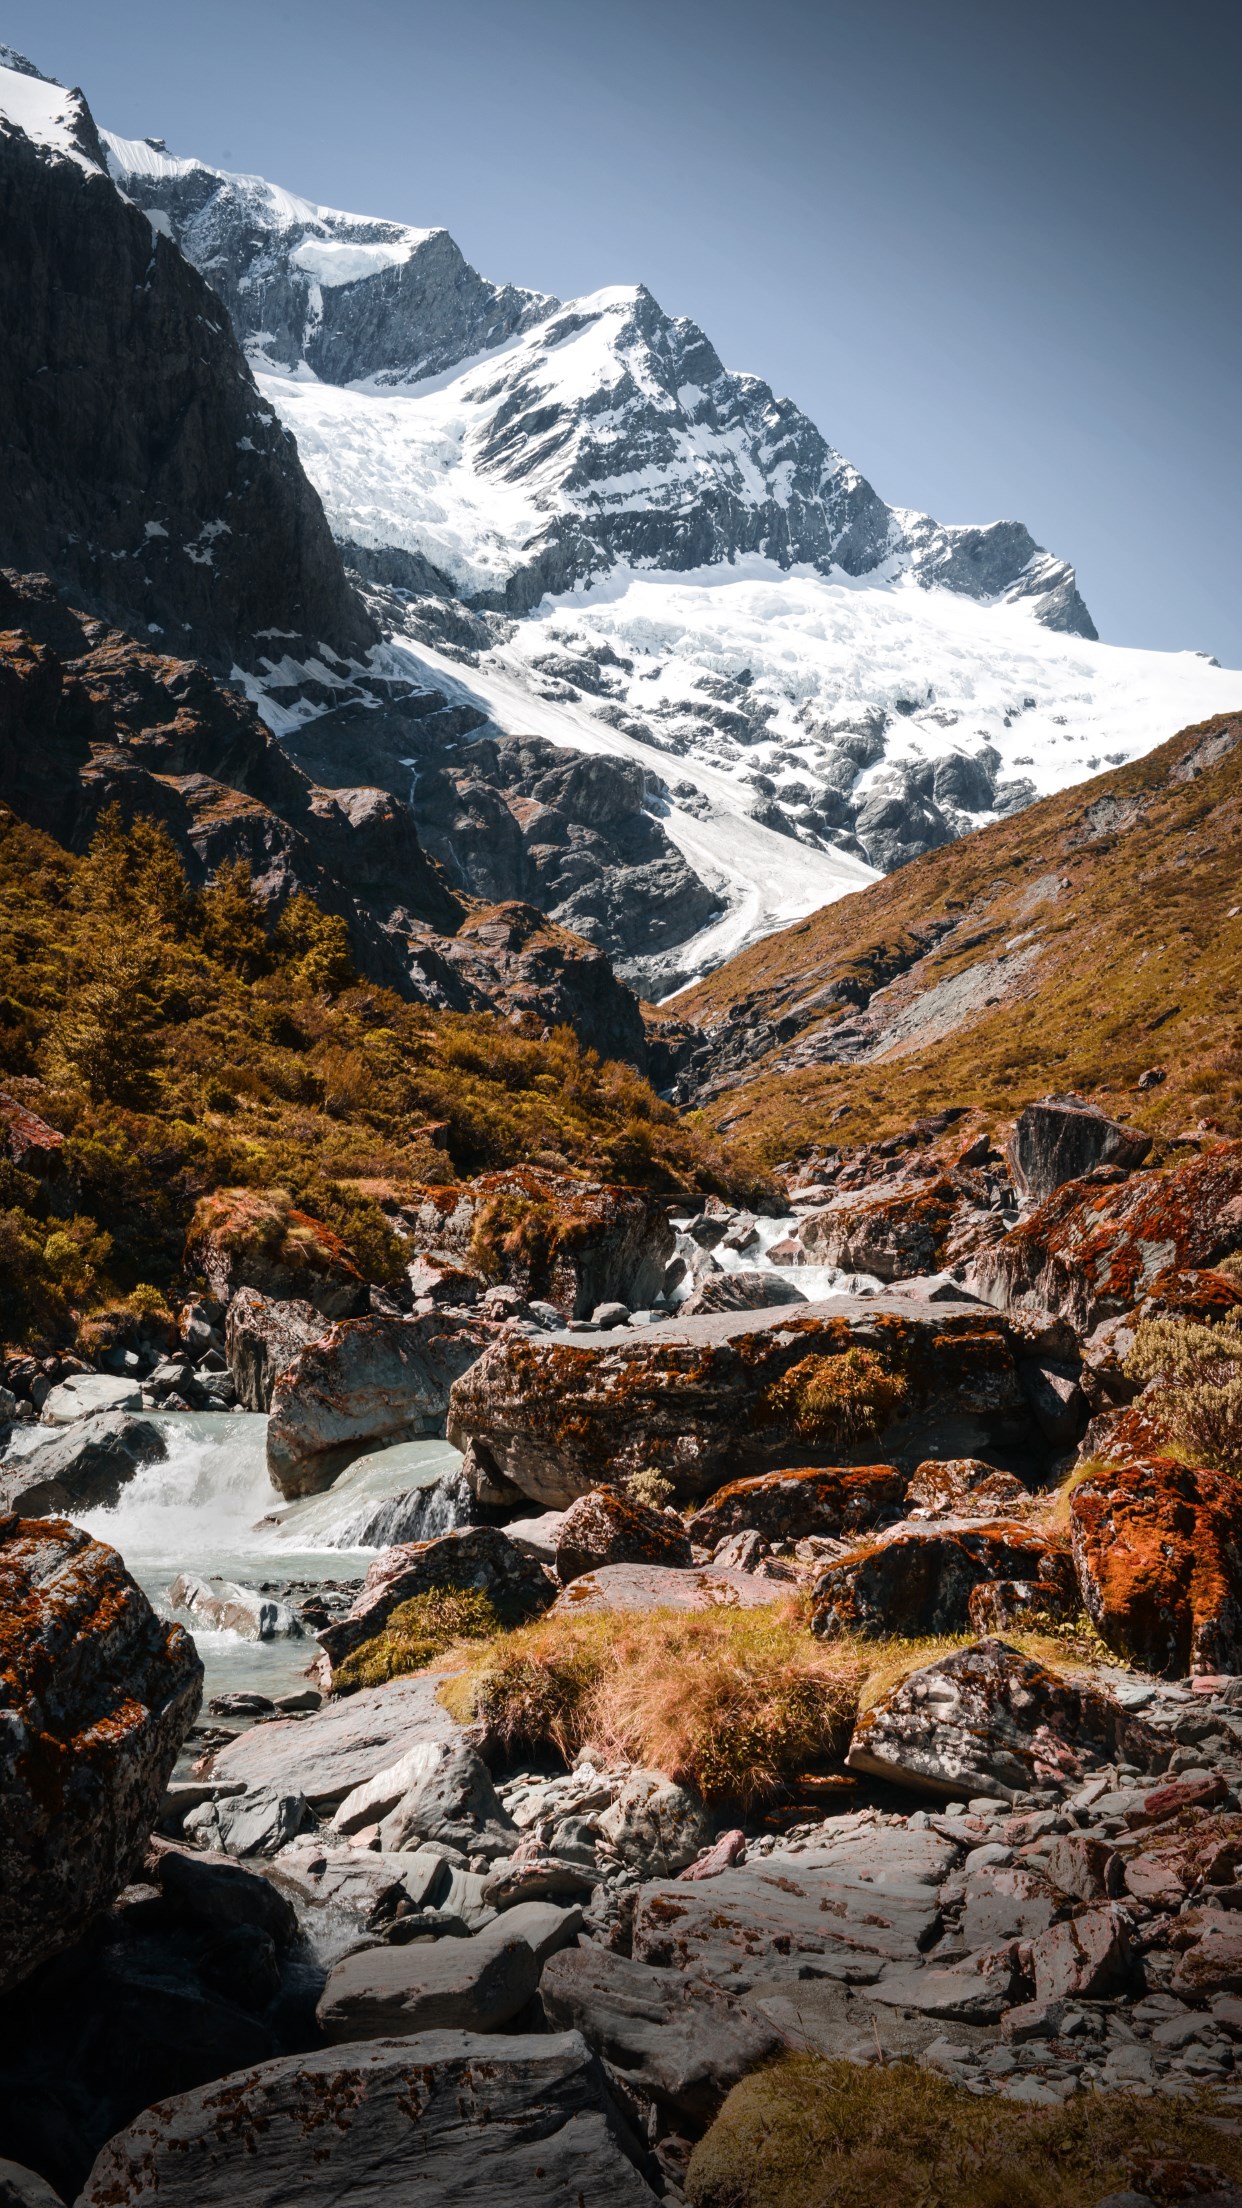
[0,56,372,675]
[673,712,1242,1163]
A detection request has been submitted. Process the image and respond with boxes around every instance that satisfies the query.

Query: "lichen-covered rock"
[971,1140,1242,1330]
[555,1489,692,1584]
[686,1463,906,1546]
[0,1517,202,1992]
[1069,1453,1242,1675]
[405,1167,674,1319]
[811,1520,1068,1638]
[597,1771,712,1877]
[448,1298,1035,1509]
[78,2032,658,2207]
[550,1562,781,1615]
[906,1456,1030,1517]
[266,1311,497,1496]
[1006,1095,1152,1205]
[224,1288,326,1412]
[0,1414,165,1518]
[680,1269,807,1314]
[846,1638,1163,1800]
[186,1188,368,1318]
[317,1525,555,1675]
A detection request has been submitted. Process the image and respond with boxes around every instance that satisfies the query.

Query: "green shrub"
[1127,1312,1242,1473]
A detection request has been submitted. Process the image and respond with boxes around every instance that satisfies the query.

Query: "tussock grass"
[686,2054,1242,2208]
[332,1588,501,1694]
[446,1596,866,1805]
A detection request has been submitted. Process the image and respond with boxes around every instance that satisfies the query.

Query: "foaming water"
[63,1411,469,1699]
[672,1213,881,1303]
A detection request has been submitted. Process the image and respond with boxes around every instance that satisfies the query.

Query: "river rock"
[906,1457,1030,1517]
[846,1638,1165,1801]
[448,1297,1035,1509]
[1007,1095,1153,1205]
[540,1943,783,2121]
[407,1167,674,1318]
[0,1413,165,1517]
[681,1269,807,1314]
[555,1488,692,1583]
[797,1177,961,1282]
[811,1518,1070,1638]
[334,1739,515,1859]
[224,1289,326,1411]
[550,1561,782,1614]
[597,1771,712,1877]
[182,1787,311,1859]
[317,1925,538,2041]
[206,1670,462,1810]
[78,2031,657,2206]
[266,1311,498,1497]
[316,1525,555,1674]
[970,1139,1242,1330]
[0,1517,202,1992]
[169,1574,304,1642]
[686,1462,907,1545]
[38,1373,142,1426]
[0,2160,63,2208]
[1070,1452,1242,1676]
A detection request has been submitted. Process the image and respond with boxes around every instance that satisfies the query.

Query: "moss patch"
[332,1587,501,1693]
[686,2054,1242,2208]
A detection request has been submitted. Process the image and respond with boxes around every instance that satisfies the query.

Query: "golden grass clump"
[1126,1312,1242,1474]
[762,1349,911,1454]
[686,2054,1242,2208]
[453,1597,865,1805]
[333,1587,500,1694]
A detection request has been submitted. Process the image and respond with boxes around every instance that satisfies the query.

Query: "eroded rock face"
[448,1299,1036,1509]
[685,1463,907,1547]
[186,1190,367,1320]
[224,1289,326,1412]
[811,1520,1070,1638]
[407,1167,674,1320]
[1006,1096,1152,1206]
[0,1518,202,1992]
[1070,1454,1242,1676]
[266,1311,497,1497]
[846,1638,1164,1801]
[78,2032,658,2207]
[0,1414,165,1518]
[970,1141,1242,1330]
[316,1526,556,1674]
[555,1490,692,1584]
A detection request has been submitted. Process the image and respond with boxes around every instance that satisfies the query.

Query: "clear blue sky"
[10,0,1241,663]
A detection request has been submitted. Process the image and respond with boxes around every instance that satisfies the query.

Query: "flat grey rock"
[78,2030,657,2205]
[207,1672,462,1809]
[39,1373,142,1426]
[316,1929,540,2041]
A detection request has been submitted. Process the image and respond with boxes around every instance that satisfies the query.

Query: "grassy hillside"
[0,805,754,1345]
[678,712,1242,1167]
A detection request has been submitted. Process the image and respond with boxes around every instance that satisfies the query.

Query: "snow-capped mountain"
[96,122,1242,989]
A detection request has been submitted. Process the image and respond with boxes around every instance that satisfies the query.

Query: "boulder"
[316,1525,555,1674]
[845,1638,1165,1801]
[223,1289,326,1412]
[185,1187,367,1319]
[1170,1909,1242,1997]
[797,1177,960,1282]
[168,1575,303,1642]
[555,1488,692,1583]
[0,1517,202,1992]
[0,2161,62,2208]
[39,1374,141,1426]
[540,1943,782,2122]
[448,1297,1035,1509]
[1007,1095,1152,1205]
[407,1167,674,1318]
[811,1520,1069,1638]
[0,1413,165,1517]
[971,1140,1242,1330]
[206,1670,462,1810]
[317,1926,539,2041]
[1030,1902,1135,2000]
[266,1311,497,1497]
[966,1576,1080,1633]
[686,1463,907,1546]
[182,1787,310,1859]
[681,1269,807,1314]
[596,1771,712,1877]
[550,1562,783,1615]
[906,1457,1030,1517]
[78,2032,657,2207]
[1070,1453,1242,1676]
[333,1739,515,1859]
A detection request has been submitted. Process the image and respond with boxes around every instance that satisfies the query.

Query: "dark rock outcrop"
[317,1525,556,1674]
[266,1312,498,1496]
[0,1413,165,1517]
[1006,1095,1153,1205]
[0,1517,202,1993]
[186,1189,366,1319]
[223,1289,327,1412]
[0,84,371,673]
[685,1463,907,1546]
[811,1519,1072,1638]
[554,1489,693,1583]
[540,1943,782,2124]
[408,1168,674,1320]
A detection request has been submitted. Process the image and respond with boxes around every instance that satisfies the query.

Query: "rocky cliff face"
[0,57,373,677]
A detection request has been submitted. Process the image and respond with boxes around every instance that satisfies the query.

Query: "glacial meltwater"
[12,1411,469,1701]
